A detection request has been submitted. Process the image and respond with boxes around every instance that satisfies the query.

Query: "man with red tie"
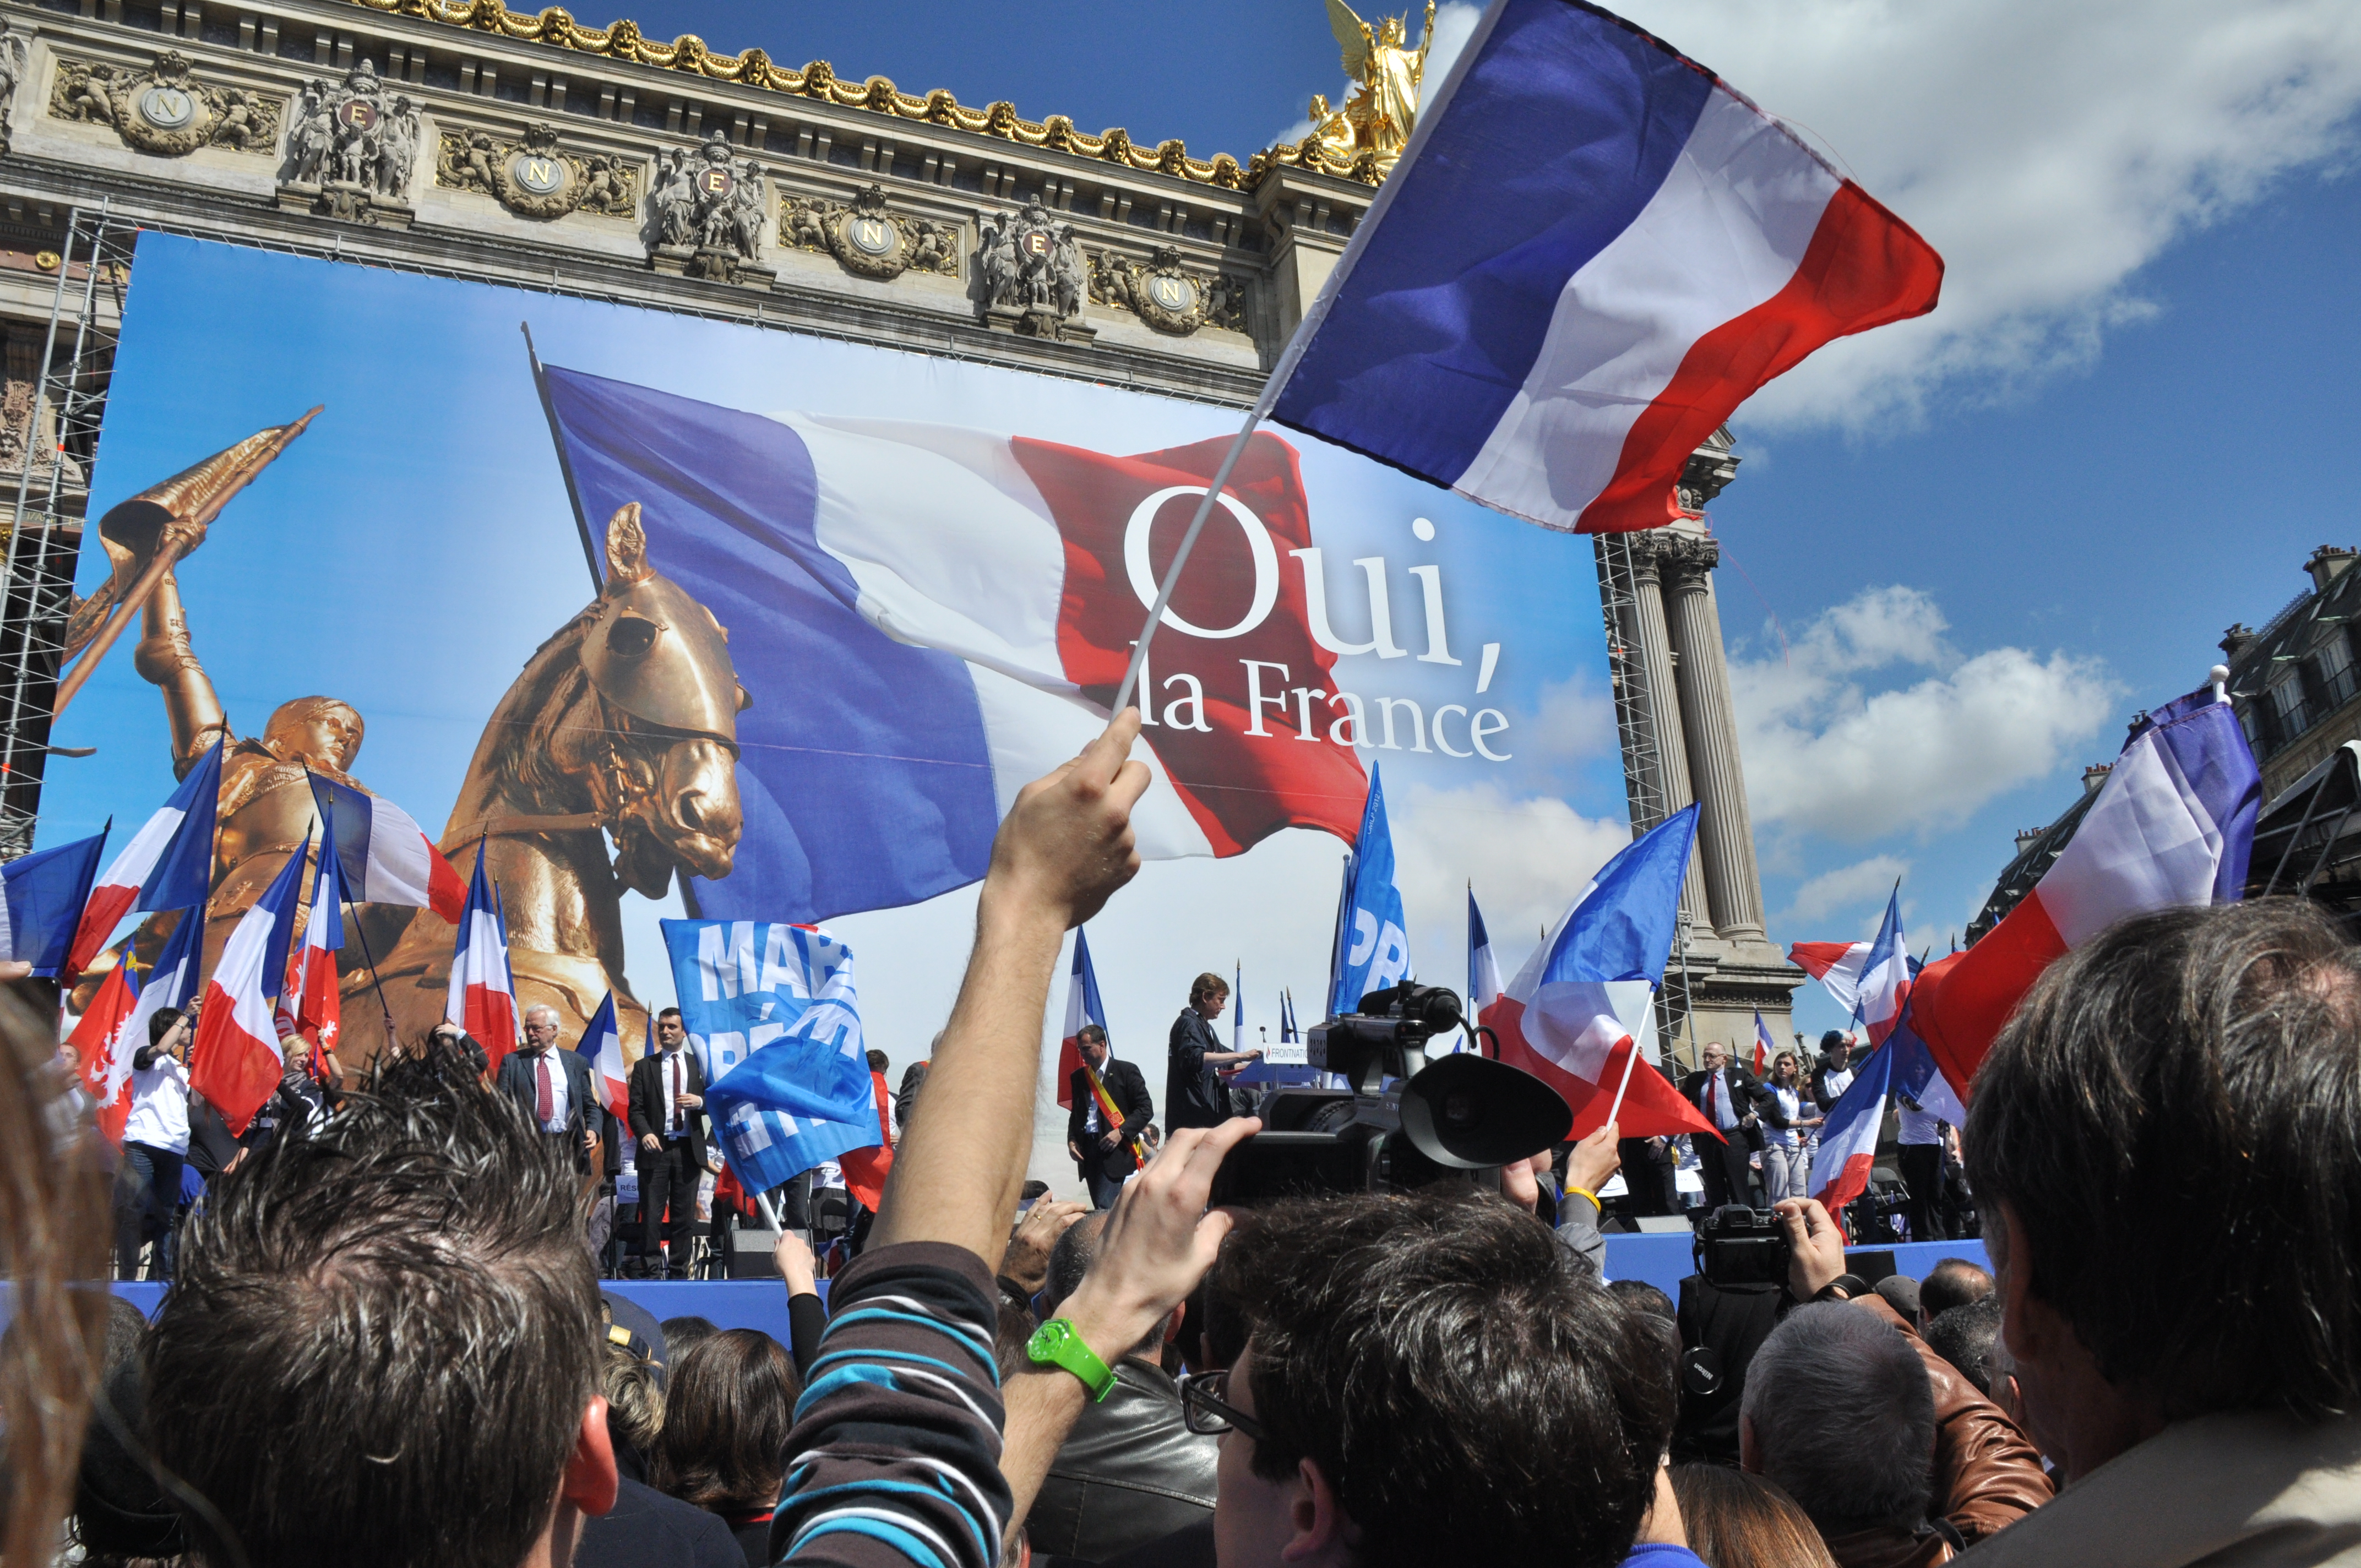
[627,1006,709,1279]
[1678,1041,1764,1213]
[494,1003,601,1177]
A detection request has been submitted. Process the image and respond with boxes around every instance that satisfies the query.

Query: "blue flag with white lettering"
[1328,764,1412,1017]
[661,918,879,1194]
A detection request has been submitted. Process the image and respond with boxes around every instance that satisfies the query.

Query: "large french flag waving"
[67,739,221,978]
[192,842,308,1135]
[1911,682,2260,1101]
[580,991,631,1121]
[1266,0,1942,533]
[539,367,1368,925]
[447,842,521,1073]
[2,826,108,977]
[1487,805,1718,1140]
[308,772,467,924]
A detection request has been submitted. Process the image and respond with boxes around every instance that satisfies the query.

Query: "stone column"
[1661,533,1767,941]
[1623,535,1713,931]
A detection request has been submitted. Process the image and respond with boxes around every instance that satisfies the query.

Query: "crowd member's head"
[661,1315,721,1361]
[866,1048,888,1075]
[146,1005,184,1055]
[1770,1050,1801,1087]
[1608,1278,1677,1321]
[1924,1295,2007,1401]
[1700,1041,1727,1072]
[144,1040,616,1568]
[1819,1030,1849,1068]
[1669,1463,1838,1568]
[1210,1189,1674,1568]
[1919,1257,1994,1320]
[1740,1303,1935,1539]
[1966,900,2361,1480]
[1045,1210,1175,1364]
[1077,1022,1110,1069]
[652,1330,798,1517]
[523,1002,561,1052]
[1873,1273,1922,1327]
[1190,971,1230,1018]
[602,1329,665,1480]
[655,1006,684,1050]
[423,1020,488,1075]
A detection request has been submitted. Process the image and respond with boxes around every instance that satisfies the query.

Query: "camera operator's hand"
[983,708,1151,932]
[1058,1117,1260,1363]
[1774,1196,1849,1300]
[1566,1120,1622,1197]
[1001,1198,1089,1293]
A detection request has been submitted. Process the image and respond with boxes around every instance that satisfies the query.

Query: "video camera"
[1207,982,1573,1206]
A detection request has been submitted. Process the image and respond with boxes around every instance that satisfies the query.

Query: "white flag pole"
[1112,398,1269,715]
[1604,1037,1643,1128]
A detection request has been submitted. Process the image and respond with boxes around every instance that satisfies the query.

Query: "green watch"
[1025,1317,1117,1401]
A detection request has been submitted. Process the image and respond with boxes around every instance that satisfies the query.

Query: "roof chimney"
[2221,623,2254,658]
[2307,546,2358,593]
[2015,829,2044,856]
[2082,763,2113,796]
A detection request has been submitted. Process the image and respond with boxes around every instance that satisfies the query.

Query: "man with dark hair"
[1025,1211,1217,1560]
[146,1041,617,1568]
[1957,899,2361,1564]
[1067,1023,1154,1208]
[1165,972,1258,1132]
[628,1005,706,1278]
[1919,1257,1994,1321]
[1200,1188,1677,1568]
[1925,1296,2006,1401]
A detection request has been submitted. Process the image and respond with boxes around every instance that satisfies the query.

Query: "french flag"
[66,739,221,979]
[191,844,309,1135]
[447,842,520,1073]
[308,772,467,924]
[1911,680,2260,1100]
[119,908,204,1111]
[1468,889,1503,1014]
[1751,1010,1777,1076]
[2,826,110,977]
[68,949,140,1146]
[580,991,631,1121]
[1812,997,1962,1215]
[539,367,1369,926]
[1266,0,1942,533]
[278,836,345,1060]
[1486,805,1718,1140]
[1789,938,1874,1017]
[1852,888,1912,1047]
[1054,927,1111,1110]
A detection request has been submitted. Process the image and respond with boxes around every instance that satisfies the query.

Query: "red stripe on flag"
[1576,183,1945,533]
[465,984,518,1077]
[1911,892,2070,1101]
[1487,998,1721,1142]
[1814,1150,1879,1214]
[1015,432,1368,854]
[1054,1035,1082,1109]
[426,843,467,924]
[189,979,287,1136]
[1787,941,1861,981]
[67,884,138,982]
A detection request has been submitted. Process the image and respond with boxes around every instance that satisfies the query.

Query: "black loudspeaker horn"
[1396,1051,1573,1170]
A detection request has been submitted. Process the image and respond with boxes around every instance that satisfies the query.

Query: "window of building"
[2273,673,2310,738]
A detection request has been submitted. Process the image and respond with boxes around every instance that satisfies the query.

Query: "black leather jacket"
[1025,1360,1218,1562]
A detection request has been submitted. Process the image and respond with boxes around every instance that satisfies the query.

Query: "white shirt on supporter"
[814,1158,844,1190]
[1823,1066,1854,1101]
[1764,1086,1803,1148]
[123,1051,190,1153]
[1897,1098,1943,1145]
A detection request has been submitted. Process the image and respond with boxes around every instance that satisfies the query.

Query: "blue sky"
[51,0,2361,1077]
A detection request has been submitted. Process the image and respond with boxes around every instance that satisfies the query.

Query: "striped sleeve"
[770,1242,1010,1568]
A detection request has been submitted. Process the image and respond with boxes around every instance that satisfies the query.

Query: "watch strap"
[1025,1316,1116,1401]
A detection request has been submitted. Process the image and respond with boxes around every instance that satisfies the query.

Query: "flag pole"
[1604,1037,1643,1127]
[520,322,603,594]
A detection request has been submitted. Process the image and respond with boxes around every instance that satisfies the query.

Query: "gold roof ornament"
[1321,0,1437,173]
[345,0,1392,188]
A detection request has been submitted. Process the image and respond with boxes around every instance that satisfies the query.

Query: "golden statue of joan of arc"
[1324,0,1437,168]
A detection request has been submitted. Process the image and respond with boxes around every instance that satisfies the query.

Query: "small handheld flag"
[192,843,311,1134]
[1,825,109,977]
[68,739,221,978]
[447,841,521,1072]
[580,992,632,1121]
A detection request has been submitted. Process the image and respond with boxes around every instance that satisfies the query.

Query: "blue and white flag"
[1265,0,1943,534]
[662,918,879,1194]
[2,826,108,977]
[1328,764,1411,1017]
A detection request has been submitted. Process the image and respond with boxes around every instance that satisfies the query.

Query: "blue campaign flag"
[1329,764,1411,1016]
[662,918,880,1194]
[2,824,108,976]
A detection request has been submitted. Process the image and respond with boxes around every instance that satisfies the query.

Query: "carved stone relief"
[1087,245,1248,337]
[436,122,638,221]
[49,51,279,159]
[645,129,772,285]
[777,183,959,283]
[0,21,27,157]
[974,200,1093,344]
[278,60,419,228]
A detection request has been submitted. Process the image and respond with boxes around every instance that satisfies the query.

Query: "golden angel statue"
[1326,0,1437,166]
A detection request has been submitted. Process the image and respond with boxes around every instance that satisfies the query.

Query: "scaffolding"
[0,203,132,860]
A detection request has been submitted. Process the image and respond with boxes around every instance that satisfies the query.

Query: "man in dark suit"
[1067,1025,1154,1209]
[1678,1041,1764,1213]
[627,1005,707,1280]
[495,1003,602,1185]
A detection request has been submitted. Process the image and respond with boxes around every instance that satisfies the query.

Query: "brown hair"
[1669,1464,1836,1568]
[651,1329,799,1514]
[0,987,111,1565]
[1190,971,1230,1004]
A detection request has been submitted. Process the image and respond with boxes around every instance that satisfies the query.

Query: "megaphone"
[1396,1050,1573,1170]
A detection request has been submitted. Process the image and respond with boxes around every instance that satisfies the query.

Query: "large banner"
[56,233,1625,1083]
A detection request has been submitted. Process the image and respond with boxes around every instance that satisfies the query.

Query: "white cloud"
[1611,0,2361,428]
[1732,585,2118,841]
[1269,1,1483,146]
[1784,853,1910,926]
[1393,780,1630,976]
[1526,669,1617,763]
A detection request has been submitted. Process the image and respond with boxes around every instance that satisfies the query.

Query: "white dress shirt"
[661,1048,686,1136]
[525,1047,571,1134]
[1701,1068,1742,1131]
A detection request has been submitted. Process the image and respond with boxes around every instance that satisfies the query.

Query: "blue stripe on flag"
[541,367,999,924]
[1271,0,1715,484]
[3,827,107,974]
[1538,804,1696,984]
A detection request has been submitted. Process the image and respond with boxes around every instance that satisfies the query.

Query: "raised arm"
[872,710,1150,1261]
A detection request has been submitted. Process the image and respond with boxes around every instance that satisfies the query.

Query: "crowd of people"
[6,708,2360,1568]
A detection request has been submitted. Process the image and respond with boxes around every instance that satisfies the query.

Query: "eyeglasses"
[1177,1369,1264,1444]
